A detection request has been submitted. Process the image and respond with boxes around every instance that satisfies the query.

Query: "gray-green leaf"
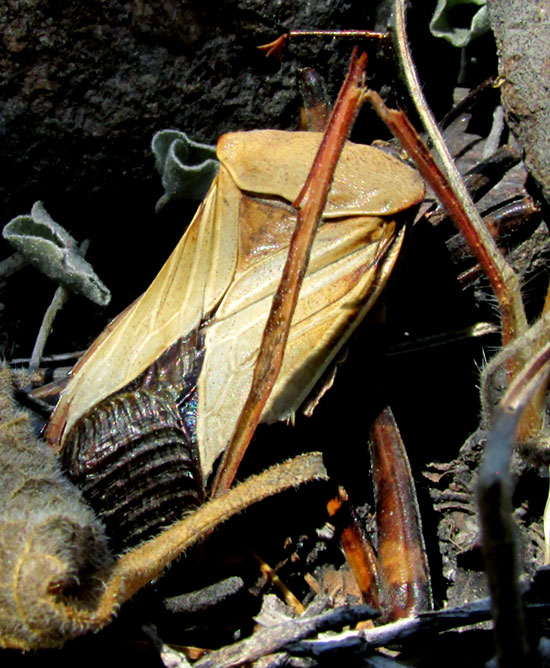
[152,130,218,211]
[3,201,111,306]
[430,0,489,48]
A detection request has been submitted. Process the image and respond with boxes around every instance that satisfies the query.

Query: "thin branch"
[29,285,70,371]
[211,50,368,496]
[194,604,376,668]
[477,338,550,666]
[29,239,90,371]
[0,252,27,280]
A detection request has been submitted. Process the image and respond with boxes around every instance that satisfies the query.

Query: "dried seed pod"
[0,367,112,650]
[61,335,205,552]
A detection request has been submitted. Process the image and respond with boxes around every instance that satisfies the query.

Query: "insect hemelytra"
[46,129,424,547]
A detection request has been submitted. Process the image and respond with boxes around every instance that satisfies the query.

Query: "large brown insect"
[46,125,424,548]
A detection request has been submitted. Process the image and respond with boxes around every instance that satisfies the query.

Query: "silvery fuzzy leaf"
[152,130,218,211]
[430,0,489,48]
[3,201,111,306]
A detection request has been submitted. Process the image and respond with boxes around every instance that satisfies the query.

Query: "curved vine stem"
[384,0,542,441]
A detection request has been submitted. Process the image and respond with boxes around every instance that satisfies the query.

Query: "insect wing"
[46,173,240,447]
[219,130,424,216]
[198,209,405,478]
[197,130,423,478]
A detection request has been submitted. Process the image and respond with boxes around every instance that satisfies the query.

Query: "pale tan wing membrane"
[204,169,241,312]
[218,130,425,216]
[198,213,404,479]
[48,174,240,446]
[265,224,404,421]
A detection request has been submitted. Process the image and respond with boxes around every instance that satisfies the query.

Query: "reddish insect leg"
[365,90,544,442]
[326,487,382,612]
[211,49,368,497]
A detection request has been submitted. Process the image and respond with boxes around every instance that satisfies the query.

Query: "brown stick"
[211,49,367,497]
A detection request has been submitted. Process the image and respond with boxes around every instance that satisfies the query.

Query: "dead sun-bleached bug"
[46,129,424,482]
[0,363,327,649]
[42,128,424,554]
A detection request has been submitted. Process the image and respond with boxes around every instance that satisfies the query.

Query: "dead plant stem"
[390,0,527,349]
